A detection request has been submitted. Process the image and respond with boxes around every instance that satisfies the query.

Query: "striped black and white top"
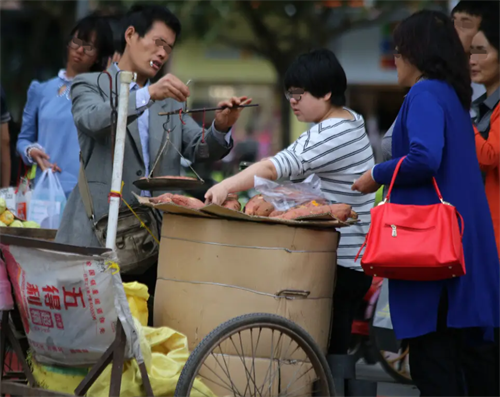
[269,108,376,271]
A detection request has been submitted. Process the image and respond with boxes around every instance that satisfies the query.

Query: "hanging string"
[179,108,186,125]
[109,181,160,245]
[121,195,160,245]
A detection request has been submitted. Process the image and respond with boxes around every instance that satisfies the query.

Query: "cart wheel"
[175,313,335,397]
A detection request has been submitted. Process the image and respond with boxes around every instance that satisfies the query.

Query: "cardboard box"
[198,353,315,397]
[154,213,339,355]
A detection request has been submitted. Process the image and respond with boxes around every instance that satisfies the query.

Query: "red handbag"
[355,156,465,281]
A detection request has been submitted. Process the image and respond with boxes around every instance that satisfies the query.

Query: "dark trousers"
[328,265,373,355]
[495,328,500,392]
[408,291,499,396]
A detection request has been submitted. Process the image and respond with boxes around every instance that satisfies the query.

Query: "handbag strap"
[78,154,96,223]
[383,156,445,204]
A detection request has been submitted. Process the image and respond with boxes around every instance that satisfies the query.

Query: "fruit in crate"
[0,198,6,214]
[0,210,14,226]
[0,221,6,227]
[22,221,41,228]
[9,220,24,228]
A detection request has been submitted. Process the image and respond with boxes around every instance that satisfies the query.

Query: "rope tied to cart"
[107,181,160,245]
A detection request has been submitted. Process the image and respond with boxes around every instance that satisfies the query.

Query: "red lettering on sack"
[63,287,86,309]
[27,283,42,306]
[97,308,103,315]
[54,313,64,329]
[89,270,95,276]
[42,286,61,310]
[92,289,99,295]
[99,317,105,324]
[86,261,92,267]
[30,308,54,328]
[100,328,105,334]
[94,299,101,305]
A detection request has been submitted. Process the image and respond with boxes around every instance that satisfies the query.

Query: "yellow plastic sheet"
[30,282,215,397]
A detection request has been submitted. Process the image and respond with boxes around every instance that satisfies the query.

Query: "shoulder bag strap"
[78,153,96,223]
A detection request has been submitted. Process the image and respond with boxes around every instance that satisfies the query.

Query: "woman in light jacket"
[352,10,499,396]
[16,15,114,197]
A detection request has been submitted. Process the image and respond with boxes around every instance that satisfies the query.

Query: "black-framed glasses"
[285,88,304,102]
[68,37,96,56]
[155,39,173,54]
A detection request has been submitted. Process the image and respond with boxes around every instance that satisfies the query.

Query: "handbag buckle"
[440,199,452,206]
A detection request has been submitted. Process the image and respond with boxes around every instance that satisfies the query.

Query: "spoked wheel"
[369,320,412,384]
[175,313,335,397]
[376,342,412,384]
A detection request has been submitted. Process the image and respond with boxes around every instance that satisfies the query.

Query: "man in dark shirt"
[0,85,11,187]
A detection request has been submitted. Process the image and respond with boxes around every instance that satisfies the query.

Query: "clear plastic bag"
[254,174,326,211]
[27,170,67,229]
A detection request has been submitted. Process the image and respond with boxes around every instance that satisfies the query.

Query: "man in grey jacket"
[56,5,250,250]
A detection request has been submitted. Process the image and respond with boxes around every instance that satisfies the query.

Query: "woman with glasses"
[205,49,376,373]
[351,10,499,396]
[16,14,114,197]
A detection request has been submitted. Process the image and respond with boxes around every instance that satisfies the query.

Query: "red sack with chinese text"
[355,156,466,281]
[1,244,117,366]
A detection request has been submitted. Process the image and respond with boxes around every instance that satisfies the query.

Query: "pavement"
[355,360,419,397]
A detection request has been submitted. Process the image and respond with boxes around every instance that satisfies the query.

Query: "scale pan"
[133,176,204,190]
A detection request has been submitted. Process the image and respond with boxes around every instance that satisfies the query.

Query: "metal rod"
[158,103,259,116]
[105,71,136,250]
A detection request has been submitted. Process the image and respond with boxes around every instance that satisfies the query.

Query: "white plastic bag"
[371,279,401,353]
[16,177,32,220]
[0,187,17,213]
[27,170,67,229]
[254,174,326,211]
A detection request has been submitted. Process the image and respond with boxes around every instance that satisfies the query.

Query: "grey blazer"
[55,64,232,247]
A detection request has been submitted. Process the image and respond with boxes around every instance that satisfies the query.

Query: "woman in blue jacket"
[17,15,114,197]
[352,10,499,396]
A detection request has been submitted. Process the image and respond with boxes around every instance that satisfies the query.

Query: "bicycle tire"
[368,319,413,384]
[175,313,336,397]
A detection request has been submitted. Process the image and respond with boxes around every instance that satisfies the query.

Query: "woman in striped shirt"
[205,48,376,359]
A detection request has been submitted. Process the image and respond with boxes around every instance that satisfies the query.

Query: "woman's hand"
[352,168,380,194]
[205,183,229,205]
[29,148,61,173]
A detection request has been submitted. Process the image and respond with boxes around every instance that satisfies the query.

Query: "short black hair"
[284,49,347,107]
[118,4,181,54]
[394,10,472,110]
[479,13,499,53]
[69,14,115,72]
[451,1,490,18]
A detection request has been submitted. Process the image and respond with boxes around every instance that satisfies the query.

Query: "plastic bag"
[254,174,326,211]
[371,279,401,353]
[0,187,16,213]
[27,170,67,229]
